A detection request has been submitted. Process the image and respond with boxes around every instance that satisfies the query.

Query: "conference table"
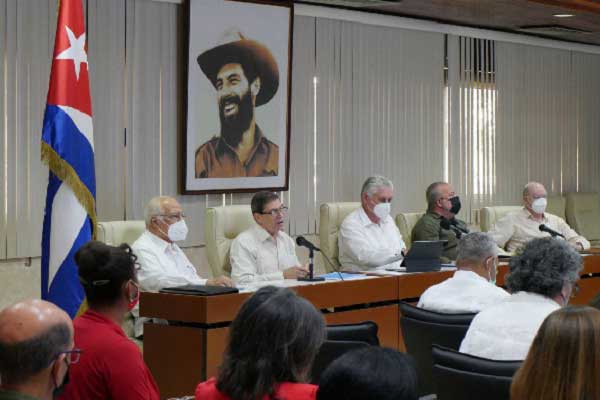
[140,252,600,398]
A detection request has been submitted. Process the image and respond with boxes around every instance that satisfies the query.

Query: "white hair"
[457,232,498,263]
[523,181,545,197]
[361,176,394,198]
[143,196,172,226]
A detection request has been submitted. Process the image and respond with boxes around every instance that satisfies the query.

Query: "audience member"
[418,232,508,313]
[59,241,160,400]
[460,237,582,360]
[0,299,74,400]
[338,176,406,271]
[316,347,418,400]
[230,191,308,284]
[195,286,325,400]
[511,306,600,400]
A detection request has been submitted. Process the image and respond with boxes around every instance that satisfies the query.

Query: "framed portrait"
[181,0,293,194]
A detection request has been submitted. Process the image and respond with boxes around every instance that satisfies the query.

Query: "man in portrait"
[195,30,280,178]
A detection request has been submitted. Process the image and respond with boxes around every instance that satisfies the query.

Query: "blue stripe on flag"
[41,105,96,197]
[41,173,92,318]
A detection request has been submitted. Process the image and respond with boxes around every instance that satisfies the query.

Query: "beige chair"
[97,220,146,246]
[566,193,600,246]
[479,206,521,232]
[319,202,361,272]
[395,212,425,248]
[546,195,566,221]
[204,205,256,277]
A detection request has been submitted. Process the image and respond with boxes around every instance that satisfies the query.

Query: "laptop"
[400,240,447,272]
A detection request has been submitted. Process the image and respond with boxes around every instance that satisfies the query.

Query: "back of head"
[505,237,582,298]
[0,300,72,387]
[75,241,137,308]
[217,286,326,400]
[511,306,600,400]
[317,347,418,400]
[457,232,497,264]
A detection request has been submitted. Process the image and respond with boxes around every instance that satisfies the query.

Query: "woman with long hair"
[195,286,326,400]
[511,306,600,400]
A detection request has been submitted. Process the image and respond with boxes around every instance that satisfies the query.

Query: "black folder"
[159,284,239,296]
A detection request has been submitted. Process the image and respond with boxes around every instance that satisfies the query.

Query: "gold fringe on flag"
[41,142,97,240]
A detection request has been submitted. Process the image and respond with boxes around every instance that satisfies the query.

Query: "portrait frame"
[180,0,293,194]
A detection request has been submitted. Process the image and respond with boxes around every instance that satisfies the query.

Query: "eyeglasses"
[157,213,185,221]
[57,349,82,365]
[258,206,289,216]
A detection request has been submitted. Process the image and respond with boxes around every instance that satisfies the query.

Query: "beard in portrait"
[195,30,279,179]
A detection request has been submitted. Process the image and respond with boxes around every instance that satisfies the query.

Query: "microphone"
[295,236,343,281]
[296,236,320,251]
[450,218,469,234]
[539,224,565,239]
[441,218,465,239]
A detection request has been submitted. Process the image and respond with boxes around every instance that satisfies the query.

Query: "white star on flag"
[55,25,88,81]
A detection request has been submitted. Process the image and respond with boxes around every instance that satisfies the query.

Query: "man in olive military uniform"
[412,182,468,262]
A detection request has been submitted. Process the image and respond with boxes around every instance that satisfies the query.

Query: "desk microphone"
[539,224,565,239]
[441,218,466,239]
[296,236,343,281]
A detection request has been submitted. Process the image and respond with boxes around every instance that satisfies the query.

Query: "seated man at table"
[412,181,468,262]
[418,232,509,313]
[489,182,589,253]
[459,237,582,360]
[338,175,406,271]
[132,196,232,336]
[230,191,309,284]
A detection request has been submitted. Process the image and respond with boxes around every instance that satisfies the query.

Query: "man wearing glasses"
[230,191,309,284]
[132,196,232,337]
[0,299,75,400]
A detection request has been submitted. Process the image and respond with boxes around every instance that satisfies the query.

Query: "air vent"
[518,25,591,35]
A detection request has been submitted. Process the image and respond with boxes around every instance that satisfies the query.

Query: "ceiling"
[298,0,600,46]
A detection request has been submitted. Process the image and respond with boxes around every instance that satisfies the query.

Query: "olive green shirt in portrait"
[411,211,468,262]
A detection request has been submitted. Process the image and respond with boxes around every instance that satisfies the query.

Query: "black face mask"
[449,196,461,215]
[52,361,70,398]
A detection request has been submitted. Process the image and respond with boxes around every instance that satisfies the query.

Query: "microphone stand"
[298,247,325,282]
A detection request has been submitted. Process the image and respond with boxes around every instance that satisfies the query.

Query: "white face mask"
[167,220,188,242]
[531,197,547,215]
[373,202,391,220]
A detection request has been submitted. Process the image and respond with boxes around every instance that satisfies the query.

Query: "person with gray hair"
[460,237,583,360]
[488,181,589,253]
[131,196,232,337]
[338,176,406,271]
[412,181,468,261]
[418,232,509,313]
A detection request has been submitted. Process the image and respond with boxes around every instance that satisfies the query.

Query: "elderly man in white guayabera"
[131,196,232,337]
[488,182,589,253]
[338,176,406,271]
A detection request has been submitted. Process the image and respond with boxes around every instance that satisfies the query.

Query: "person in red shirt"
[59,241,160,400]
[195,286,326,400]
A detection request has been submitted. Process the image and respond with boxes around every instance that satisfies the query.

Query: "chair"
[319,202,360,272]
[204,205,256,277]
[396,212,425,248]
[546,194,566,220]
[399,302,476,397]
[310,321,379,384]
[566,192,600,246]
[97,220,146,246]
[432,345,522,400]
[479,206,521,232]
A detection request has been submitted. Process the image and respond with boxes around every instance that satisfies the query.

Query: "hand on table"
[207,276,234,287]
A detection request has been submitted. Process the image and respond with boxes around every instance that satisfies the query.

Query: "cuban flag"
[41,0,96,318]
